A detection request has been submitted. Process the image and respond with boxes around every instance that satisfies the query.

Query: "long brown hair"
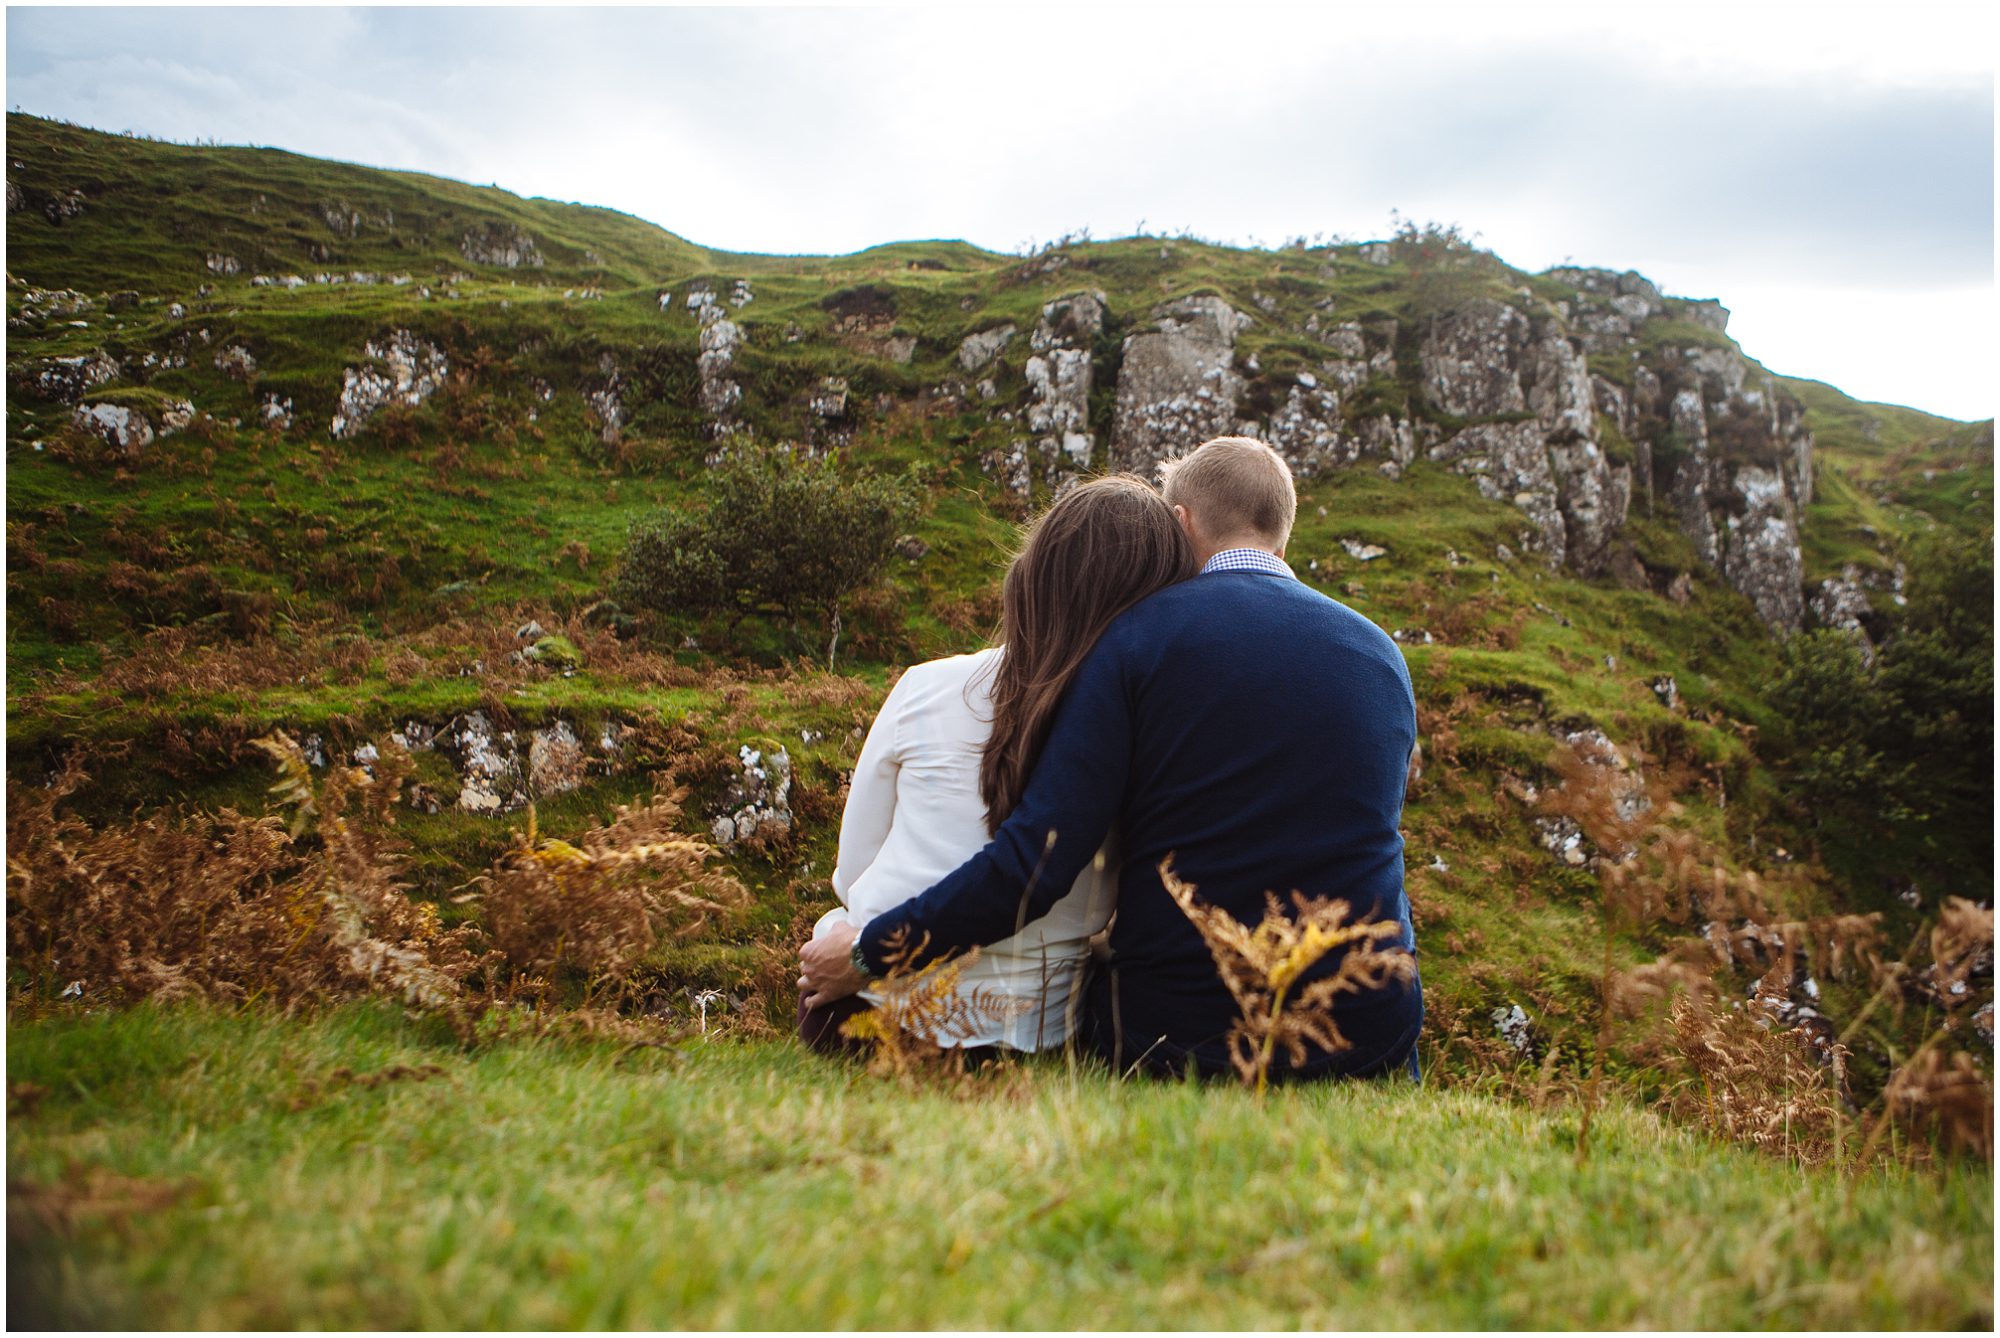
[979,475,1196,832]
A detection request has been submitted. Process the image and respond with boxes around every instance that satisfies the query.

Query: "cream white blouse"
[812,646,1117,1050]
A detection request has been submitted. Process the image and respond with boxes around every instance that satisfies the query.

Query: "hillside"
[5,110,1991,1093]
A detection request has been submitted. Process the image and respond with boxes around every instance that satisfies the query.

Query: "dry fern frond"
[246,730,319,836]
[1664,996,1846,1168]
[5,738,492,1025]
[1929,898,1994,1009]
[838,928,1027,1083]
[473,791,749,983]
[1160,856,1415,1095]
[1883,1047,1993,1161]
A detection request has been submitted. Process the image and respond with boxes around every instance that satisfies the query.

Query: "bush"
[1771,529,1993,897]
[615,449,915,659]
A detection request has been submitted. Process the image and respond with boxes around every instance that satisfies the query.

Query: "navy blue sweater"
[858,568,1422,1077]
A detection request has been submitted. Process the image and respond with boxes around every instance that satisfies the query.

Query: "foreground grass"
[6,1004,1990,1329]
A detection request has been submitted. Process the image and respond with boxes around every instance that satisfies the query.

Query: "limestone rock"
[438,711,526,814]
[1110,294,1248,481]
[72,402,154,456]
[214,344,258,380]
[23,351,119,402]
[1809,567,1876,641]
[459,222,543,268]
[711,745,792,848]
[527,721,586,797]
[1421,299,1531,417]
[588,351,626,445]
[331,330,448,439]
[1429,421,1568,565]
[698,315,743,426]
[995,291,1107,496]
[1720,465,1805,632]
[810,377,849,419]
[957,323,1016,372]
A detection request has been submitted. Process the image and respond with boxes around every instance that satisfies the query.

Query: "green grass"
[7,1002,1990,1330]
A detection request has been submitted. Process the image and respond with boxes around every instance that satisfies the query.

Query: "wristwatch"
[849,935,873,979]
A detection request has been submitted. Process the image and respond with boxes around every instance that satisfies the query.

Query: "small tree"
[616,449,915,665]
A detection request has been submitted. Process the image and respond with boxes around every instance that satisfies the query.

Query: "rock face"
[72,402,154,456]
[24,351,119,402]
[412,711,617,814]
[1402,276,1814,626]
[696,298,743,432]
[459,223,543,269]
[1419,298,1628,572]
[1019,291,1105,494]
[214,344,258,381]
[957,323,1016,373]
[1110,295,1249,481]
[587,351,625,446]
[330,330,449,439]
[711,744,792,848]
[1625,334,1816,633]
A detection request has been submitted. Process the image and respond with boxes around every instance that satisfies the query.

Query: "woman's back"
[820,646,1114,1049]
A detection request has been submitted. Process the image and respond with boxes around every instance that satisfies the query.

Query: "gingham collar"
[1200,547,1295,579]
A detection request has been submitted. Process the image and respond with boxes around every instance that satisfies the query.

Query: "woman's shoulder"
[885,646,1002,714]
[898,645,1002,686]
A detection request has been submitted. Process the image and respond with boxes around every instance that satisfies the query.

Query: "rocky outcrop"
[983,293,1104,497]
[459,223,543,269]
[1721,465,1805,631]
[696,298,743,432]
[1430,421,1569,560]
[1110,294,1249,481]
[214,344,258,381]
[1544,268,1663,354]
[1019,291,1105,494]
[72,402,154,456]
[22,350,119,401]
[587,351,625,446]
[1631,338,1816,633]
[1419,298,1628,572]
[711,744,792,848]
[957,323,1016,373]
[1261,375,1353,476]
[384,711,622,814]
[10,287,93,328]
[330,330,449,439]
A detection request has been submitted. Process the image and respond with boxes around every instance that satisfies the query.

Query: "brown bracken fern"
[473,790,749,986]
[1159,855,1415,1095]
[838,927,1026,1082]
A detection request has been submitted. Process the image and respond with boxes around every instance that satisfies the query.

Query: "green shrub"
[1771,529,1993,898]
[615,449,915,660]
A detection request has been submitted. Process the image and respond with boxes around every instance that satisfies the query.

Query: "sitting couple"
[797,436,1422,1082]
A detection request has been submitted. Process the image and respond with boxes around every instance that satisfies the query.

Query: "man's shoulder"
[1105,573,1408,682]
[1125,571,1388,631]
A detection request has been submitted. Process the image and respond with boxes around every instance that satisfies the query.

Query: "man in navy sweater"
[801,437,1422,1080]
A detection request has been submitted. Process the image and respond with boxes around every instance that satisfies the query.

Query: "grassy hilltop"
[5,113,1991,1327]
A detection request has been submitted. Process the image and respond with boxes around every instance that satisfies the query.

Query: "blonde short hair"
[1159,436,1297,549]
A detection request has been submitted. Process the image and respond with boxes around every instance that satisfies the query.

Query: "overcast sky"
[7,3,1994,420]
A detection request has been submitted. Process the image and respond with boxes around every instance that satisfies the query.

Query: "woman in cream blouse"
[800,476,1196,1053]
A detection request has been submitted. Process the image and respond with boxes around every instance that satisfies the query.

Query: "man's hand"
[799,920,869,1011]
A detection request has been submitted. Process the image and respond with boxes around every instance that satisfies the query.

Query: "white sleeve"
[829,672,907,908]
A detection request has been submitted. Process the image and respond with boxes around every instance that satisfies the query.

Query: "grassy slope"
[6,111,1989,1068]
[7,1003,1991,1330]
